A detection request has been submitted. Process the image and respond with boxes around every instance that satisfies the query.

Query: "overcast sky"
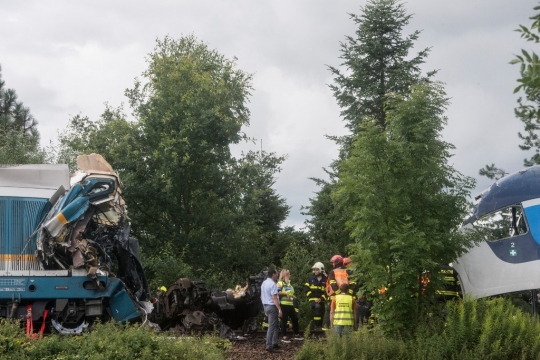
[0,0,537,229]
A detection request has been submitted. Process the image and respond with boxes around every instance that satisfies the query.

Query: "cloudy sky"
[0,0,537,228]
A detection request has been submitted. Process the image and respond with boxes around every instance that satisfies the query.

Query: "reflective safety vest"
[277,281,295,306]
[435,267,462,299]
[333,294,354,326]
[326,268,348,297]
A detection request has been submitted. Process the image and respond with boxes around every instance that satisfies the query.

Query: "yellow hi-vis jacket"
[277,281,295,306]
[333,293,355,326]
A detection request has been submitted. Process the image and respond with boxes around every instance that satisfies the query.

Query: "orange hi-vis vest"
[326,268,348,297]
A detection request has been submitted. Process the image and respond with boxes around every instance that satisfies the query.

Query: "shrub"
[296,297,540,360]
[13,322,227,360]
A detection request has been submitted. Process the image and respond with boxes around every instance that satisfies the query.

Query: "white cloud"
[0,0,538,228]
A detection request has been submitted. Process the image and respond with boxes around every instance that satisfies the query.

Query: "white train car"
[454,166,540,298]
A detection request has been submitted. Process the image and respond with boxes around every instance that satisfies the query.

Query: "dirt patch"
[226,337,306,360]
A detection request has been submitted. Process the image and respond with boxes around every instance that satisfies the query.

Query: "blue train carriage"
[453,165,540,299]
[0,158,150,335]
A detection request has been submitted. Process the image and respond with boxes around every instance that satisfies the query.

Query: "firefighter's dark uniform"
[304,273,327,328]
[435,264,461,301]
[346,269,358,299]
[355,296,372,326]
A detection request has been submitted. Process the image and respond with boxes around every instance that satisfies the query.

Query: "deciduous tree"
[512,4,540,166]
[56,36,291,286]
[334,83,476,336]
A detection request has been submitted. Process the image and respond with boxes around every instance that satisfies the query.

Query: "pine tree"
[304,0,432,256]
[329,0,433,133]
[0,65,45,164]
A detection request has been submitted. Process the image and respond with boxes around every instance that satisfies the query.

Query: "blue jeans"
[334,325,353,337]
[264,304,279,350]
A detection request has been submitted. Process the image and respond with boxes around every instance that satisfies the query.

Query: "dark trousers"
[323,299,331,328]
[280,304,299,336]
[309,300,325,327]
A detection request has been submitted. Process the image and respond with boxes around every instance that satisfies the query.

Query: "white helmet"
[312,262,325,272]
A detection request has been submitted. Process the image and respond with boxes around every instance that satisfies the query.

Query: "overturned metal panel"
[0,164,70,198]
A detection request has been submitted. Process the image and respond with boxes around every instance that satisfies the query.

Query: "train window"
[474,204,528,242]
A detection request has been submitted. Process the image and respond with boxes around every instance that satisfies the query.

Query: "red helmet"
[330,255,343,267]
[343,257,352,267]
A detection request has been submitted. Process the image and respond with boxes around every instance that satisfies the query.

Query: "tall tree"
[0,65,45,164]
[478,4,540,179]
[56,36,291,286]
[304,0,432,258]
[329,0,433,134]
[512,4,540,166]
[334,83,476,336]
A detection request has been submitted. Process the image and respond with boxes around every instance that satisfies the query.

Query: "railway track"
[233,329,326,340]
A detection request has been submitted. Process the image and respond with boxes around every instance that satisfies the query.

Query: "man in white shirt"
[261,269,283,353]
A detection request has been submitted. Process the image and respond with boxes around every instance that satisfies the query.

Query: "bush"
[296,297,540,360]
[296,327,407,360]
[0,321,228,360]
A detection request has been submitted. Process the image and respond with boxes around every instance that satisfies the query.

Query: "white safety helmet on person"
[312,262,325,272]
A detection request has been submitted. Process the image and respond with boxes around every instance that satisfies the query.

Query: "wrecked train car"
[150,272,265,336]
[0,154,264,336]
[0,155,151,335]
[454,165,540,298]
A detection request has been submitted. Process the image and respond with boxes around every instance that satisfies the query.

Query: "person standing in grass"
[304,261,327,330]
[277,269,303,342]
[330,283,358,337]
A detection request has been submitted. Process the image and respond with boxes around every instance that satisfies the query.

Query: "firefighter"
[304,261,327,330]
[435,264,462,301]
[326,255,348,297]
[277,269,303,342]
[324,255,347,328]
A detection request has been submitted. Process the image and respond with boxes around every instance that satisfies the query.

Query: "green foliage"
[296,297,540,360]
[143,244,193,291]
[0,321,227,360]
[508,4,540,166]
[296,328,407,360]
[478,163,507,180]
[329,0,434,133]
[0,65,46,164]
[0,129,47,164]
[304,0,434,264]
[302,177,351,259]
[334,83,476,336]
[0,320,26,355]
[424,297,540,359]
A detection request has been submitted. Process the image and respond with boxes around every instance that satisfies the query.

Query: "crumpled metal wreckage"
[27,154,264,337]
